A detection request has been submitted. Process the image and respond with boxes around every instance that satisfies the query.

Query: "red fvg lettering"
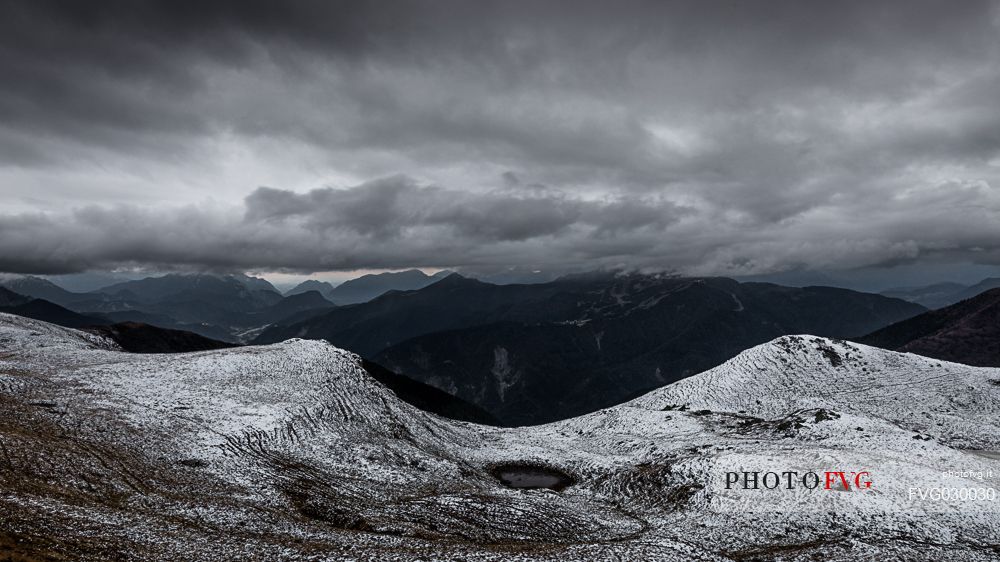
[823,470,873,491]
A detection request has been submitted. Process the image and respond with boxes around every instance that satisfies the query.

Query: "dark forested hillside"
[257,273,924,424]
[858,288,1000,368]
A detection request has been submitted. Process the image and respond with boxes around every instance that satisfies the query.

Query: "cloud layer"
[2,1,1000,275]
[3,175,1000,275]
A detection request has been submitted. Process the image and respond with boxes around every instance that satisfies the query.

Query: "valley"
[1,313,998,560]
[6,2,1000,559]
[258,273,926,424]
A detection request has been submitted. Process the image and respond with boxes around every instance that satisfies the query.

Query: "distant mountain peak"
[228,273,281,294]
[0,275,82,306]
[284,279,337,299]
[322,269,452,305]
[433,272,472,284]
[1,274,67,291]
[418,272,495,292]
[367,268,427,279]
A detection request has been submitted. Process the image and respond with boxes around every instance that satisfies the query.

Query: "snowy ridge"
[633,335,1000,448]
[0,311,120,353]
[1,314,999,560]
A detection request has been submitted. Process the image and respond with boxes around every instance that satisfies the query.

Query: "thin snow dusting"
[1,313,999,560]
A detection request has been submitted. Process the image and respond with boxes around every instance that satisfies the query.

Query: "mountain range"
[879,277,1000,309]
[1,313,997,560]
[256,272,925,424]
[0,273,335,342]
[0,275,85,306]
[0,287,109,329]
[9,268,1000,426]
[285,269,452,304]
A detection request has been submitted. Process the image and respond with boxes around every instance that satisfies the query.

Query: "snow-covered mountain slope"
[1,313,999,561]
[634,335,1000,448]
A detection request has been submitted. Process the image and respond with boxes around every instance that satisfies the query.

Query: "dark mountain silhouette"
[90,274,289,338]
[253,273,575,355]
[880,282,969,309]
[879,278,1000,310]
[0,289,108,329]
[256,273,924,425]
[323,269,452,305]
[284,279,337,300]
[98,273,282,307]
[247,290,336,326]
[0,288,227,339]
[2,274,339,342]
[0,275,85,307]
[229,273,282,294]
[86,322,239,353]
[0,276,159,313]
[0,287,31,307]
[949,277,1000,303]
[857,288,1000,367]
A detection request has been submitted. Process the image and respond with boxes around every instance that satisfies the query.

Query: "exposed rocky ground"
[1,313,998,560]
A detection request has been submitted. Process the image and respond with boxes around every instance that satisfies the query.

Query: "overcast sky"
[2,1,1000,283]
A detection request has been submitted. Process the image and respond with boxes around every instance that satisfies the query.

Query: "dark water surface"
[491,463,575,491]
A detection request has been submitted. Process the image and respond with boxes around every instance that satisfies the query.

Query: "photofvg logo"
[708,467,879,512]
[710,459,1000,513]
[725,470,873,491]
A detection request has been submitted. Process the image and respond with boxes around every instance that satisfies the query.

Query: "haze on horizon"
[2,0,1000,288]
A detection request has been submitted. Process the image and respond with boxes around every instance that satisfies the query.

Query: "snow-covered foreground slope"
[1,313,999,561]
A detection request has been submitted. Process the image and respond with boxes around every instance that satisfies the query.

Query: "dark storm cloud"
[4,0,996,168]
[0,176,692,273]
[244,176,590,240]
[3,173,1000,275]
[2,1,1000,275]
